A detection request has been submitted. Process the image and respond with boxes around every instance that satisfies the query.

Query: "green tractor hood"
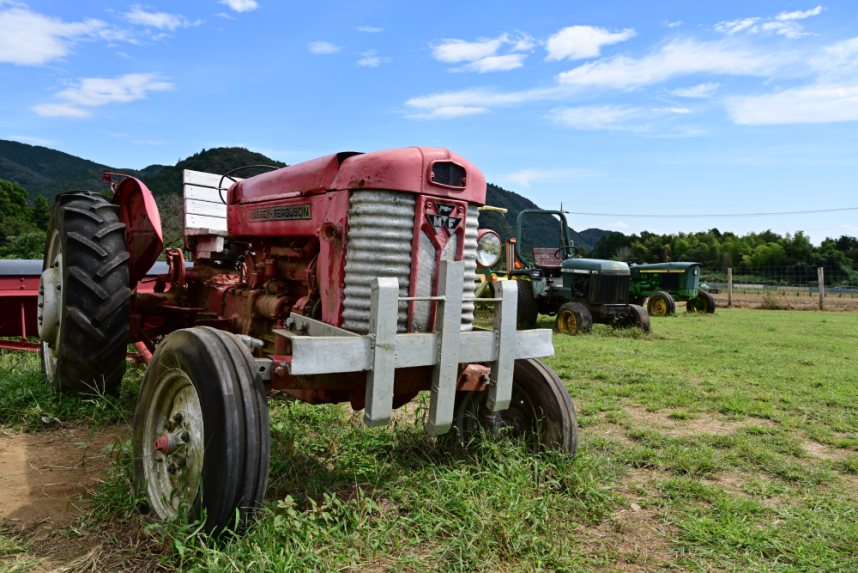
[562,259,630,275]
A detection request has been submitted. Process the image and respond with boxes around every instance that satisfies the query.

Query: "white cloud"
[668,82,719,97]
[503,168,591,187]
[607,221,630,229]
[215,12,234,20]
[545,25,636,61]
[456,54,526,73]
[716,7,822,39]
[432,35,508,63]
[776,6,823,21]
[357,51,390,67]
[357,26,383,33]
[549,105,643,129]
[654,107,691,113]
[405,106,488,120]
[124,6,199,30]
[715,17,760,35]
[727,84,858,125]
[0,6,105,65]
[219,0,259,13]
[666,20,683,28]
[510,33,537,52]
[8,135,59,145]
[556,39,777,89]
[32,73,173,118]
[307,41,341,54]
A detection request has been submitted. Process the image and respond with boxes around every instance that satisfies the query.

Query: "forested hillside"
[590,229,858,272]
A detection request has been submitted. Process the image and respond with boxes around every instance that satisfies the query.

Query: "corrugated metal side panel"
[341,190,415,334]
[460,205,479,331]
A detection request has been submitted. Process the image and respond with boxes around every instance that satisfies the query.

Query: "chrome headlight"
[476,230,502,268]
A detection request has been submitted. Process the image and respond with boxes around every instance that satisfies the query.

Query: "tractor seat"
[532,248,563,270]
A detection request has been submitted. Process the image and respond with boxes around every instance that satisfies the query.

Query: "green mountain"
[477,183,610,252]
[0,139,608,250]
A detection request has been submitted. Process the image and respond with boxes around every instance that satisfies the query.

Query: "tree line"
[588,229,858,272]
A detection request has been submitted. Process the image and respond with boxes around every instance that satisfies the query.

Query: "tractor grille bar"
[659,273,680,290]
[588,274,630,305]
[461,205,479,331]
[342,191,415,334]
[431,162,466,188]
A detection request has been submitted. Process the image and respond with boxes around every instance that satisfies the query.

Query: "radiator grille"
[461,205,479,331]
[659,273,680,290]
[341,191,415,334]
[588,274,630,305]
[431,162,466,188]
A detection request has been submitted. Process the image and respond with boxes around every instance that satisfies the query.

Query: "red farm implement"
[11,147,578,535]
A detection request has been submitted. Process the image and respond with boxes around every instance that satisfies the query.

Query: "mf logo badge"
[426,203,462,234]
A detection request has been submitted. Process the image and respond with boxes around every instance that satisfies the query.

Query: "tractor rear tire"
[133,327,271,536]
[687,290,716,314]
[554,302,592,335]
[39,192,131,394]
[451,358,578,455]
[515,280,539,330]
[647,291,675,317]
[628,304,651,332]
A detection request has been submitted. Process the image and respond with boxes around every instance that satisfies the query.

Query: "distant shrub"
[0,232,46,259]
[757,290,792,310]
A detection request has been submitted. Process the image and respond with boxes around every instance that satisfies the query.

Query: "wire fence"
[701,266,858,294]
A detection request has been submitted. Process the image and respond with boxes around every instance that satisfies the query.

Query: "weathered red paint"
[112,176,164,287]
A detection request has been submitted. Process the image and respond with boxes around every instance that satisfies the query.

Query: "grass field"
[1,309,857,572]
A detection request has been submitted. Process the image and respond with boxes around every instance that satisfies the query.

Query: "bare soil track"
[0,425,127,526]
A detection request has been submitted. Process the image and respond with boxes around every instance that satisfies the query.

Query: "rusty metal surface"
[341,190,415,334]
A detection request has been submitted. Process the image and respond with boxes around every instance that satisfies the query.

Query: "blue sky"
[1,0,856,243]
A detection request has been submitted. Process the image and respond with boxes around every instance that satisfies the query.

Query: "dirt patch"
[583,502,676,572]
[0,425,128,527]
[618,407,775,437]
[802,441,852,462]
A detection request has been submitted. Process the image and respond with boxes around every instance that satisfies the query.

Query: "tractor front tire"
[628,304,651,332]
[515,280,539,330]
[133,327,271,536]
[687,290,716,314]
[647,291,675,317]
[39,192,131,394]
[555,302,592,335]
[451,358,578,455]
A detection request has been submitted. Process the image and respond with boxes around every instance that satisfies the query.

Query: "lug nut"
[56,285,61,291]
[173,412,183,423]
[181,431,190,442]
[55,321,59,326]
[38,303,43,308]
[167,464,177,474]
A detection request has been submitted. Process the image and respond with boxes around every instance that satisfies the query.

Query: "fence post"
[727,268,732,308]
[818,267,824,311]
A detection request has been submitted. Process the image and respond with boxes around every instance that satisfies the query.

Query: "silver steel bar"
[399,296,445,302]
[425,260,464,436]
[364,277,400,428]
[486,279,518,412]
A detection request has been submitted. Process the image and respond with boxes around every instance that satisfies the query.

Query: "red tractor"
[35,147,578,534]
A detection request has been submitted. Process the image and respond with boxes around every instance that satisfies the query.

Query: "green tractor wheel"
[515,280,539,330]
[554,302,592,335]
[628,304,651,332]
[687,290,716,313]
[646,291,675,317]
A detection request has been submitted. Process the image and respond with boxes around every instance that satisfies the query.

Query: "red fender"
[111,175,164,288]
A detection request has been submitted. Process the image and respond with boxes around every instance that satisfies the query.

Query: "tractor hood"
[629,262,701,280]
[561,259,629,275]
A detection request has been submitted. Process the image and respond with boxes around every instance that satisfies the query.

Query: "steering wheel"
[554,245,576,260]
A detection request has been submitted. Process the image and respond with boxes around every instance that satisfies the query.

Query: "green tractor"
[477,209,650,335]
[628,262,716,316]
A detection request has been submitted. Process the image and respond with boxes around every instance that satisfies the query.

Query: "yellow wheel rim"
[651,299,668,316]
[557,310,577,335]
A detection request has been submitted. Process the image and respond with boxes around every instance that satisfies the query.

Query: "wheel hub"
[37,265,61,342]
[143,370,204,520]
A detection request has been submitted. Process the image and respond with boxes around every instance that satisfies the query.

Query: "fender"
[107,172,164,288]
